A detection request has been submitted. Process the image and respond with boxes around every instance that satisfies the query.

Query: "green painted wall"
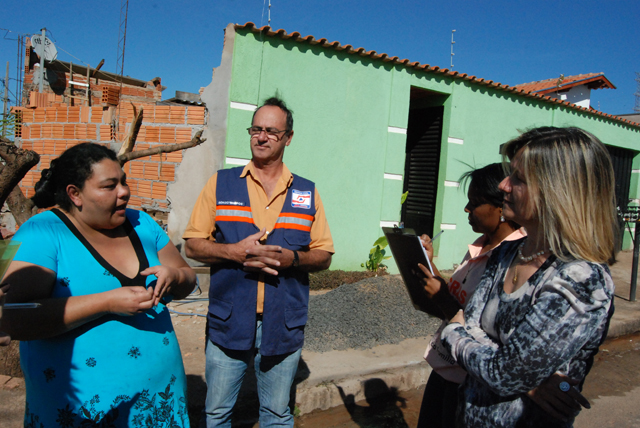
[221,27,640,271]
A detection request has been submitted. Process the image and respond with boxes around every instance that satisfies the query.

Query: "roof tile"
[234,22,638,129]
[514,73,616,94]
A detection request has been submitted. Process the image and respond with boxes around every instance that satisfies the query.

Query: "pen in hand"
[427,230,444,244]
[4,303,41,309]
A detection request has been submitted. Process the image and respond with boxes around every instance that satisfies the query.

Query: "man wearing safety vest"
[183,96,334,427]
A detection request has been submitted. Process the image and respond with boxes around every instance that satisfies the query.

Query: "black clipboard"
[383,227,442,316]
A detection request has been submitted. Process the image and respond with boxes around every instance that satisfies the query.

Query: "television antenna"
[114,0,129,140]
[450,30,456,68]
[634,72,640,113]
[116,0,128,80]
[0,27,28,105]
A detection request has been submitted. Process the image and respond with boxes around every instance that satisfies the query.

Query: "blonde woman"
[432,127,617,427]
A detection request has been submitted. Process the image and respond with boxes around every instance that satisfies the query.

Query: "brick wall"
[14,37,206,217]
[15,102,206,212]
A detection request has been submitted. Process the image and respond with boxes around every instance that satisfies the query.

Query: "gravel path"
[304,275,441,352]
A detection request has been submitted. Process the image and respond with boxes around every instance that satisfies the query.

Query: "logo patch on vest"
[291,190,311,209]
[218,200,245,206]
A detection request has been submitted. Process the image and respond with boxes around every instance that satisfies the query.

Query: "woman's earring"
[500,215,505,223]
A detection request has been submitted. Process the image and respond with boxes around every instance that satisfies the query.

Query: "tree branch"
[117,130,205,165]
[117,103,143,157]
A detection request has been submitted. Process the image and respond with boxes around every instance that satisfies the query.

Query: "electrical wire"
[0,79,18,102]
[261,0,267,28]
[5,26,91,67]
[54,44,90,67]
[256,0,270,103]
[0,27,28,40]
[168,309,206,317]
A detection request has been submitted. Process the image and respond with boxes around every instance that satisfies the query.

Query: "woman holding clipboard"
[415,163,524,427]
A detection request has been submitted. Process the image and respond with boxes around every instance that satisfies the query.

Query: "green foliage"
[293,406,301,418]
[361,191,409,272]
[0,112,16,142]
[361,237,391,272]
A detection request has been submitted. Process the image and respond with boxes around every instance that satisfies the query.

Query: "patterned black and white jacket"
[441,238,614,428]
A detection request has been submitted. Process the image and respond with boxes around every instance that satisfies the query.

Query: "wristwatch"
[291,250,299,268]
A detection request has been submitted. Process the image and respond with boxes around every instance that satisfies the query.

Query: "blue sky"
[2,0,639,115]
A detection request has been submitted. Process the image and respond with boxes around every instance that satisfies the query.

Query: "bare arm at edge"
[0,261,155,340]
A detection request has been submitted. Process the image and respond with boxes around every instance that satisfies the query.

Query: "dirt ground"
[169,295,210,425]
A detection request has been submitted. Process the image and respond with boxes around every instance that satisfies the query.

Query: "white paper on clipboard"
[418,237,434,276]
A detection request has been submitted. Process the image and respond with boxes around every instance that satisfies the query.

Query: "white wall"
[545,85,592,108]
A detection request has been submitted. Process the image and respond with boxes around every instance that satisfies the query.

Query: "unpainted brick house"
[11,38,205,223]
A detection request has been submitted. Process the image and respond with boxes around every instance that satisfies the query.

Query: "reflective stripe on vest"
[216,205,254,224]
[273,212,314,232]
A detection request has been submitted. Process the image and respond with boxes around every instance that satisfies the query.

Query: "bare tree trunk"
[0,141,40,208]
[6,186,35,226]
[117,104,144,157]
[0,140,40,226]
[117,130,205,165]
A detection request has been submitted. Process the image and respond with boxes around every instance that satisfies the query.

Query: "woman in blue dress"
[1,143,196,427]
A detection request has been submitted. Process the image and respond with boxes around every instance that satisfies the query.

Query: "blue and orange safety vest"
[207,167,316,356]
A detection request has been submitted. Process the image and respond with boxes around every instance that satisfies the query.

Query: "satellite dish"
[31,34,58,61]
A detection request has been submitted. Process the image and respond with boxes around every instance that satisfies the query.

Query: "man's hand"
[527,373,590,421]
[244,244,294,276]
[228,229,268,264]
[185,230,267,265]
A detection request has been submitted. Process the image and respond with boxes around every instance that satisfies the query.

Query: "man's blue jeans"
[202,320,302,428]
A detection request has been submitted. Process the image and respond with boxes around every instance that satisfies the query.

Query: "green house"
[169,23,640,271]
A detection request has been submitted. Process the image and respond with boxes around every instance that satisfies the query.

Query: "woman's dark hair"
[32,143,119,211]
[459,162,506,208]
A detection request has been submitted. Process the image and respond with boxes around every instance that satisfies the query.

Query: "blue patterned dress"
[441,239,614,428]
[15,209,189,428]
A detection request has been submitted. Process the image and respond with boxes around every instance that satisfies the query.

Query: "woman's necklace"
[512,241,549,285]
[517,242,547,263]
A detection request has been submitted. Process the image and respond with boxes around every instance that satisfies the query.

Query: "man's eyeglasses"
[247,127,289,139]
